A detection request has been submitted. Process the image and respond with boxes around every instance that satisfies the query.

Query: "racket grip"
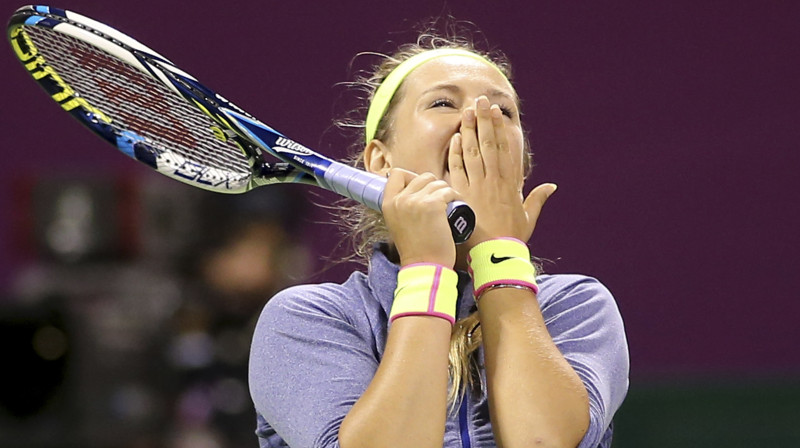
[321,162,475,244]
[445,200,475,244]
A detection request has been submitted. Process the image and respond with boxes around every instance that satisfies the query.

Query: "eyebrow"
[420,83,518,102]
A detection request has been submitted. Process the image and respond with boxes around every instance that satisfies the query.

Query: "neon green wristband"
[390,263,458,325]
[467,238,538,299]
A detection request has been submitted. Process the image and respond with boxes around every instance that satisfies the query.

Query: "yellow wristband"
[467,238,538,299]
[390,263,458,325]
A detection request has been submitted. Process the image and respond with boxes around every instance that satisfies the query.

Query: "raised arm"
[339,168,463,448]
[451,94,595,447]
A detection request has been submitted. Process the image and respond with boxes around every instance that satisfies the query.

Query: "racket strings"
[25,26,251,176]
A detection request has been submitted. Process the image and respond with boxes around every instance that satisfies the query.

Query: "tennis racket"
[7,5,475,243]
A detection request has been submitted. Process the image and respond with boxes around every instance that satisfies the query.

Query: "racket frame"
[8,5,475,242]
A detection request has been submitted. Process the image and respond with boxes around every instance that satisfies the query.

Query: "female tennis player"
[248,31,629,448]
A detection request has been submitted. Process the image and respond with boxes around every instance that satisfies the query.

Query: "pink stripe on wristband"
[429,265,442,313]
[389,263,458,325]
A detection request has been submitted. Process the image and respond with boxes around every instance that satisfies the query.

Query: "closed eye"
[499,105,516,119]
[430,98,456,109]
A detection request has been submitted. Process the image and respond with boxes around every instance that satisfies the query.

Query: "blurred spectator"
[165,189,310,448]
[2,174,309,448]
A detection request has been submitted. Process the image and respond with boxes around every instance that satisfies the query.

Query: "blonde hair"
[335,26,532,411]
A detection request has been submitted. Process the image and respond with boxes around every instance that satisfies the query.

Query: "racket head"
[7,5,310,193]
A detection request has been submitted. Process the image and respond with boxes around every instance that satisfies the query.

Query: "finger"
[402,171,439,195]
[386,167,418,186]
[475,96,499,177]
[419,180,462,208]
[430,184,461,205]
[460,107,485,179]
[523,183,558,235]
[491,104,513,180]
[382,168,410,209]
[448,133,469,190]
[419,178,458,196]
[384,167,430,197]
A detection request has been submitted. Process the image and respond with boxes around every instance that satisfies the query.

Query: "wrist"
[390,263,458,325]
[396,244,455,269]
[467,238,538,301]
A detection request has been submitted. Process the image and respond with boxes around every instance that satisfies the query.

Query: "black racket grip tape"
[446,200,475,244]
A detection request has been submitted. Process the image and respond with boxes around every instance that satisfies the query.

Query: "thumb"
[523,182,558,231]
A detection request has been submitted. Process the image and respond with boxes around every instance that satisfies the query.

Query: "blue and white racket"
[8,5,475,243]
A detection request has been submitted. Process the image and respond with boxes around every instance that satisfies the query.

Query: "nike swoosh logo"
[490,254,513,264]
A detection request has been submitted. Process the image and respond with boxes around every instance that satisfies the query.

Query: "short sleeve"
[537,275,630,448]
[248,283,381,448]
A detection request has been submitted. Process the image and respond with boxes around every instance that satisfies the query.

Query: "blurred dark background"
[1,1,798,447]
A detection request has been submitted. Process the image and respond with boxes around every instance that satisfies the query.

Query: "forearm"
[479,288,590,448]
[339,316,451,448]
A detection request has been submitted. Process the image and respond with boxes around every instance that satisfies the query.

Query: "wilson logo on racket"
[273,137,314,156]
[454,216,470,234]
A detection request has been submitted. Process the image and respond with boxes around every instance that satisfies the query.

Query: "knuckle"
[448,160,464,171]
[421,197,443,209]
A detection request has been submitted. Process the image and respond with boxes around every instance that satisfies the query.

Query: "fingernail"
[548,183,558,196]
[477,97,490,110]
[490,105,502,119]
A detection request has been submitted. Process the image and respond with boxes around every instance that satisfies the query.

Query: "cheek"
[427,121,457,174]
[393,118,452,173]
[416,116,454,148]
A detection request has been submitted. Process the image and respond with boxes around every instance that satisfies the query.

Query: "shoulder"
[249,272,388,448]
[537,274,619,315]
[538,273,611,297]
[251,269,395,354]
[534,274,626,349]
[250,271,385,379]
[258,271,375,327]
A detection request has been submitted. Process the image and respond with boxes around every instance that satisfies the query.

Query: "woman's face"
[369,55,525,185]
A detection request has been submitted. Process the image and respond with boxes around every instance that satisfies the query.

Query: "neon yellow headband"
[365,48,507,143]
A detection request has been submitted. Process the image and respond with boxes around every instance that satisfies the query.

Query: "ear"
[363,139,393,176]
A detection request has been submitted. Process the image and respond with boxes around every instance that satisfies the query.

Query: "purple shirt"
[249,248,629,447]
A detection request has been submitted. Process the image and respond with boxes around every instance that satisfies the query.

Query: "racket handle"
[321,162,475,244]
[444,200,476,244]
